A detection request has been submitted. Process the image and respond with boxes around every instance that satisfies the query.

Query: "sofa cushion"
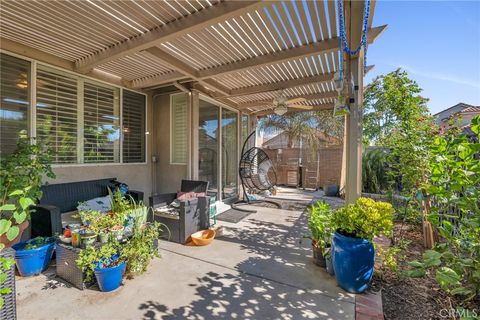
[77,195,111,213]
[177,191,206,201]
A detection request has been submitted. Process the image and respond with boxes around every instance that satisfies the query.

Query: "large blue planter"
[94,261,126,292]
[332,231,374,293]
[12,238,55,277]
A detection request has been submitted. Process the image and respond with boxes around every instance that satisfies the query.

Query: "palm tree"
[259,112,319,150]
[314,110,344,144]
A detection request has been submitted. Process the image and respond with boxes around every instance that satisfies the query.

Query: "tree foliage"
[363,69,437,194]
[259,112,319,149]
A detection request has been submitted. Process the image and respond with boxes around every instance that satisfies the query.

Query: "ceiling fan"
[271,91,315,115]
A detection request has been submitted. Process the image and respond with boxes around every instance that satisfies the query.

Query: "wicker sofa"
[149,180,210,244]
[31,178,143,237]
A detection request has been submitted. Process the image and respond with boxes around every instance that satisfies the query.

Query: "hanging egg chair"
[232,131,281,212]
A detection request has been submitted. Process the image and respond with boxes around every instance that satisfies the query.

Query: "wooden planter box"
[0,248,16,320]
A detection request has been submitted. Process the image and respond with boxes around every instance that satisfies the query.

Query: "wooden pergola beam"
[131,71,187,89]
[0,37,132,88]
[131,26,384,89]
[238,91,338,109]
[144,47,231,95]
[75,1,263,74]
[228,73,334,97]
[198,25,385,80]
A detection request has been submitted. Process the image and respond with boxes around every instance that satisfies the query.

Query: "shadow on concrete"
[138,269,349,319]
[139,201,353,319]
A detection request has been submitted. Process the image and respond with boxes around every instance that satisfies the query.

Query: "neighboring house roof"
[433,102,476,117]
[435,103,480,125]
[460,106,480,113]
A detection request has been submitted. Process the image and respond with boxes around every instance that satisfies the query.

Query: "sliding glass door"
[198,99,238,201]
[221,109,238,199]
[198,101,219,193]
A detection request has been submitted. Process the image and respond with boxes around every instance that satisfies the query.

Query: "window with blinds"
[83,82,120,163]
[36,66,78,164]
[0,53,30,157]
[122,90,146,163]
[0,54,147,165]
[170,93,188,164]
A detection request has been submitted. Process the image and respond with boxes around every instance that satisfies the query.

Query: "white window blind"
[83,82,120,163]
[171,93,188,164]
[122,90,146,163]
[36,66,78,164]
[0,53,30,157]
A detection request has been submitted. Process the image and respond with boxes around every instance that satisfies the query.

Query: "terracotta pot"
[0,220,29,248]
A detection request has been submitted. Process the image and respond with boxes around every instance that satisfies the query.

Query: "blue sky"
[364,0,480,114]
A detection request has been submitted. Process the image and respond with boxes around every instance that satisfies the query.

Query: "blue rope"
[338,0,370,81]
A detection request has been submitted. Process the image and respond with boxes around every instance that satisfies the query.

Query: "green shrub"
[307,201,333,254]
[407,116,480,304]
[362,148,391,193]
[331,197,394,242]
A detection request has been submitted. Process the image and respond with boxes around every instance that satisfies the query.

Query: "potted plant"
[76,242,126,292]
[1,137,55,247]
[12,236,55,277]
[89,213,114,244]
[121,219,161,277]
[330,197,394,293]
[1,137,54,312]
[307,201,333,268]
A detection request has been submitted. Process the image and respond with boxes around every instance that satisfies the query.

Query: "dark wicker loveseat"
[149,180,210,244]
[31,178,143,237]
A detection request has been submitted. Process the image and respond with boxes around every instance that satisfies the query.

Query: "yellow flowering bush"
[331,197,394,242]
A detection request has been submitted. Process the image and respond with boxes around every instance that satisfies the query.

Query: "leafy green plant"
[79,209,101,226]
[362,148,391,194]
[76,241,125,282]
[23,237,50,250]
[407,116,480,304]
[331,197,394,242]
[307,201,333,255]
[122,220,161,277]
[109,188,133,215]
[0,137,55,309]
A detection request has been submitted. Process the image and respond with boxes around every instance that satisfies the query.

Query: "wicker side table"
[56,242,95,290]
[0,247,16,320]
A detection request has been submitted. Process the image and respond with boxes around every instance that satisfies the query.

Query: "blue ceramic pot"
[94,261,126,292]
[331,231,374,293]
[12,238,55,277]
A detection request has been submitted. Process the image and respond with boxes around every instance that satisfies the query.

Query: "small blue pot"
[332,231,374,293]
[12,238,55,277]
[94,261,126,292]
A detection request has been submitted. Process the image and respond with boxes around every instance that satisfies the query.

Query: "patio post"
[344,52,364,204]
[343,0,366,204]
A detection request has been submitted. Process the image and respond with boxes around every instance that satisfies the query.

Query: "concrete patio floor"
[16,191,353,320]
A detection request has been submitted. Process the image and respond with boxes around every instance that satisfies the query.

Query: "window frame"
[0,49,148,167]
[170,92,189,165]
